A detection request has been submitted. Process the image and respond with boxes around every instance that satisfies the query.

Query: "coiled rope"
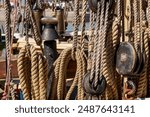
[18,45,48,100]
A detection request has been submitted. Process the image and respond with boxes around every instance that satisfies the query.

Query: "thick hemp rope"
[52,48,86,100]
[51,0,87,100]
[101,2,118,100]
[147,0,150,97]
[135,0,148,98]
[18,45,48,100]
[17,1,47,100]
[112,19,122,99]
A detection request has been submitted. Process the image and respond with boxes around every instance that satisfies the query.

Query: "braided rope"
[3,0,11,100]
[72,0,79,60]
[90,2,101,82]
[26,0,42,46]
[147,0,150,97]
[80,0,87,58]
[136,29,149,98]
[111,19,122,99]
[38,55,48,100]
[57,48,71,99]
[136,0,148,98]
[18,45,48,100]
[53,48,86,100]
[10,82,16,100]
[87,10,95,70]
[133,0,140,51]
[18,47,31,100]
[94,1,104,87]
[30,46,39,100]
[102,2,118,100]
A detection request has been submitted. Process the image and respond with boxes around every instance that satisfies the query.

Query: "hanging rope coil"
[18,45,48,100]
[52,48,86,100]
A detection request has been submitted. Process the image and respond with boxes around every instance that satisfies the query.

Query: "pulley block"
[88,0,113,13]
[116,42,145,75]
[116,42,137,75]
[82,71,106,96]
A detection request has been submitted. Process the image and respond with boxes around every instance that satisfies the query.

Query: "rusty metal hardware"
[123,80,136,100]
[43,40,57,99]
[41,9,65,35]
[41,16,58,99]
[82,71,106,96]
[56,9,65,34]
[42,24,59,41]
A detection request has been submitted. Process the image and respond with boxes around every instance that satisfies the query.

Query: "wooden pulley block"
[82,71,106,96]
[116,42,137,75]
[88,0,113,12]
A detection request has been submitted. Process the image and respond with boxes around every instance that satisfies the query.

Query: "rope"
[72,0,79,60]
[104,2,118,100]
[90,1,101,82]
[135,0,148,98]
[80,0,87,59]
[147,0,150,97]
[53,48,86,100]
[112,19,122,99]
[2,0,12,100]
[30,46,39,100]
[26,0,42,46]
[18,47,31,100]
[87,10,95,70]
[136,29,149,98]
[133,0,140,51]
[38,55,48,100]
[17,45,48,100]
[94,1,103,88]
[10,82,16,100]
